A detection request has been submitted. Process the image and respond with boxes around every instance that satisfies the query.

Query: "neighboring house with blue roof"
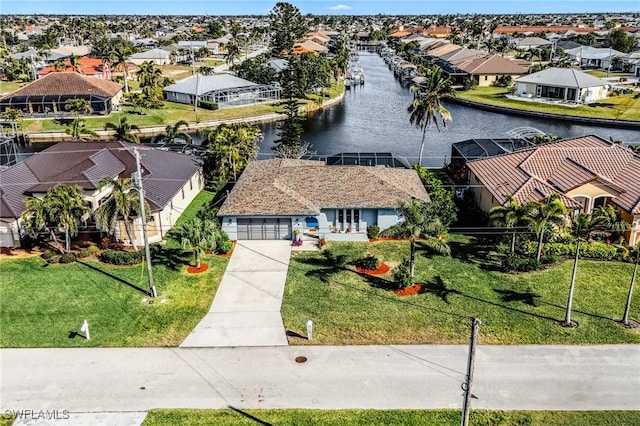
[0,141,203,248]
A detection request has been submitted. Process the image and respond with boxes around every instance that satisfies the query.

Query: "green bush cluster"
[216,231,233,254]
[523,241,620,260]
[59,252,77,264]
[502,252,540,272]
[392,258,413,289]
[99,249,143,265]
[366,225,380,240]
[356,256,380,271]
[198,100,219,110]
[77,245,101,259]
[41,249,57,260]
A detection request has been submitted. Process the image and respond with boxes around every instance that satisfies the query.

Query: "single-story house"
[217,158,430,241]
[449,54,529,86]
[0,73,123,116]
[163,74,280,108]
[129,48,172,65]
[564,46,624,70]
[514,67,609,104]
[515,36,553,50]
[292,40,329,56]
[465,135,640,246]
[0,141,203,248]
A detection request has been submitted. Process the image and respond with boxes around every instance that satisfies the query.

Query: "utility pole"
[564,238,580,326]
[461,317,481,426]
[133,149,157,298]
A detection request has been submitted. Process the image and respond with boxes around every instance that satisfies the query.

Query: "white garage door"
[237,218,291,240]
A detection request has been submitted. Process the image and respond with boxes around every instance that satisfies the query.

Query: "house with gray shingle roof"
[514,67,609,104]
[217,158,429,241]
[0,142,203,248]
[163,74,280,109]
[466,135,640,246]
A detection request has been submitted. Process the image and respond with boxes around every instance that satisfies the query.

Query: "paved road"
[180,241,291,347]
[1,345,638,414]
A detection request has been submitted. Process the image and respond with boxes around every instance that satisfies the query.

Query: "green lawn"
[455,86,640,121]
[0,80,28,94]
[585,70,633,78]
[0,253,227,347]
[142,409,640,426]
[281,237,640,345]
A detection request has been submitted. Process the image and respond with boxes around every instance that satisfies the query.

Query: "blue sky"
[2,1,638,15]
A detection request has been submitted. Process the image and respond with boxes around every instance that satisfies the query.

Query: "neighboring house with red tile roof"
[0,142,203,248]
[217,159,429,241]
[292,39,329,56]
[493,26,597,35]
[466,135,640,245]
[0,73,123,116]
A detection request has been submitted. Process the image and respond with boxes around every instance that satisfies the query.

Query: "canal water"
[258,51,639,167]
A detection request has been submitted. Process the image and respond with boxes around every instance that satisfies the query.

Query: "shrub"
[523,241,619,260]
[356,256,381,270]
[59,252,77,264]
[41,249,56,260]
[99,249,143,265]
[367,225,380,240]
[217,240,233,254]
[78,245,101,259]
[47,255,62,264]
[198,100,219,110]
[393,258,413,289]
[502,252,540,272]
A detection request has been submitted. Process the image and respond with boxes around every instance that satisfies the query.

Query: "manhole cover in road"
[295,356,308,363]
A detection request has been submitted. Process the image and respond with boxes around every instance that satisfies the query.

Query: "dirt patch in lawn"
[355,262,390,275]
[393,284,423,297]
[186,263,209,274]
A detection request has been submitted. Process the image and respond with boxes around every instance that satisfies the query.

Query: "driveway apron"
[180,240,291,347]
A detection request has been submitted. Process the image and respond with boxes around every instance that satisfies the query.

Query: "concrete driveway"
[180,240,291,347]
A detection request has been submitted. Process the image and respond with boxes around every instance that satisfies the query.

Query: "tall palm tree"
[527,194,568,262]
[110,42,133,93]
[95,177,144,251]
[151,120,192,144]
[589,205,630,243]
[21,184,90,252]
[407,66,455,166]
[202,123,261,182]
[225,42,241,69]
[622,243,640,326]
[489,195,533,253]
[66,118,98,141]
[104,115,141,143]
[171,217,218,269]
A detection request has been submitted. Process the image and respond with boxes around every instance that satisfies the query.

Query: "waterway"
[258,51,639,168]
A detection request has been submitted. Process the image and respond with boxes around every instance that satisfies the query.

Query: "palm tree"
[172,217,218,269]
[489,195,533,253]
[622,243,640,326]
[64,98,92,118]
[202,123,261,182]
[589,205,630,243]
[151,120,191,144]
[21,184,90,252]
[225,42,241,69]
[384,199,450,278]
[66,118,98,141]
[104,115,141,143]
[68,54,81,73]
[407,66,455,166]
[95,177,144,251]
[110,42,133,93]
[527,194,568,262]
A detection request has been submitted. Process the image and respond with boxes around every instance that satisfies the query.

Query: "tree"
[21,184,90,252]
[273,97,304,158]
[202,123,261,184]
[408,66,455,166]
[110,41,133,93]
[489,196,533,253]
[152,120,191,145]
[224,41,241,68]
[95,177,144,252]
[268,2,308,57]
[104,115,141,143]
[527,194,568,262]
[66,118,98,141]
[137,61,164,108]
[64,98,92,118]
[589,205,630,243]
[622,243,640,326]
[605,28,638,54]
[384,199,450,279]
[171,217,218,269]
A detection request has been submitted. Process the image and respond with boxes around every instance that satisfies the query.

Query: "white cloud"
[327,4,353,11]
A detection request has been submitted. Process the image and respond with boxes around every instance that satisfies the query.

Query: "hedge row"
[523,241,620,260]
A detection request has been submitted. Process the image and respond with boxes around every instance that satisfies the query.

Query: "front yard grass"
[281,236,640,345]
[142,409,640,426]
[454,86,640,121]
[0,253,228,347]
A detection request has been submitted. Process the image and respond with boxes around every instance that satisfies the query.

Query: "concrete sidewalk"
[180,241,291,347]
[1,345,639,413]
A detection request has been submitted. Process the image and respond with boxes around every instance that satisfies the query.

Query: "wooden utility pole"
[461,317,481,426]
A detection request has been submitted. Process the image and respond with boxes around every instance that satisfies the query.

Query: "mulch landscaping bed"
[393,284,423,296]
[355,262,390,275]
[186,263,209,274]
